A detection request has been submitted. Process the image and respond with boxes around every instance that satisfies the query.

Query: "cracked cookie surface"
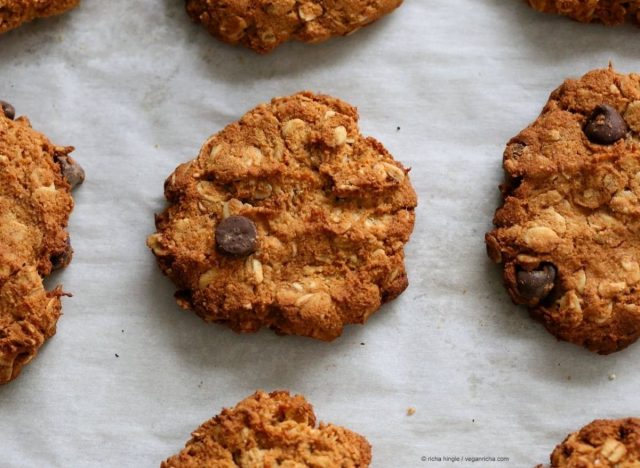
[148,92,416,341]
[486,67,640,354]
[538,419,640,467]
[185,0,403,54]
[0,0,79,34]
[527,0,640,25]
[0,101,83,383]
[161,390,372,468]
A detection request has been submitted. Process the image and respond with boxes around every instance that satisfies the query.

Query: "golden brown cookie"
[540,418,640,467]
[185,0,403,54]
[148,92,416,341]
[161,390,372,467]
[486,67,640,354]
[0,0,79,34]
[0,100,83,384]
[527,0,640,25]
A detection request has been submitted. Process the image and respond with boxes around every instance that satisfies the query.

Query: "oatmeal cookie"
[486,67,640,354]
[0,0,79,34]
[540,418,640,467]
[0,100,83,384]
[527,0,640,25]
[148,92,416,341]
[161,390,372,467]
[185,0,403,54]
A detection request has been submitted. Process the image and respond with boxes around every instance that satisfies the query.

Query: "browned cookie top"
[0,101,83,384]
[161,390,372,468]
[185,0,403,54]
[148,92,416,341]
[486,67,640,354]
[0,0,79,34]
[527,0,640,25]
[543,418,640,467]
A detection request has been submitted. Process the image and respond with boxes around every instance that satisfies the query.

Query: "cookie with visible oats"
[0,100,84,384]
[185,0,403,54]
[527,0,640,25]
[0,0,79,34]
[486,67,640,354]
[161,390,372,468]
[147,92,416,341]
[536,419,640,467]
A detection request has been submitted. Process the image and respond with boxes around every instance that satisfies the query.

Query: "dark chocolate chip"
[215,216,257,257]
[584,104,628,145]
[51,238,73,270]
[56,155,85,189]
[0,101,15,120]
[516,264,556,304]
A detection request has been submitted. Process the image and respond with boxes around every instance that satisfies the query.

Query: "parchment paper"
[1,1,639,466]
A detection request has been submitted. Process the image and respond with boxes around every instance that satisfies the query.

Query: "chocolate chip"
[56,155,85,189]
[584,104,628,145]
[215,216,257,257]
[1,101,15,120]
[51,238,73,270]
[516,264,556,304]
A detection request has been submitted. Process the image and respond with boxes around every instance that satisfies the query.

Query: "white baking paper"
[1,0,640,466]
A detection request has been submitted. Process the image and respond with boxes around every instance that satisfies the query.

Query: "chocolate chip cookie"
[0,101,84,384]
[161,390,372,467]
[486,67,640,354]
[185,0,403,54]
[148,92,416,341]
[527,0,640,25]
[0,0,79,34]
[538,418,640,467]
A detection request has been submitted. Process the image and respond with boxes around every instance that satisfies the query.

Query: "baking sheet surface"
[1,1,639,466]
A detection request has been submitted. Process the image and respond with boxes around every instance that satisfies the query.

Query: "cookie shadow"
[141,258,390,391]
[480,252,640,388]
[484,0,639,64]
[0,6,79,64]
[159,0,404,84]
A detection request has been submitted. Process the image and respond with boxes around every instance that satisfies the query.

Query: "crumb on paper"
[407,407,416,416]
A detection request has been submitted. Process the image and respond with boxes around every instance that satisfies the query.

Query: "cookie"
[527,0,640,25]
[0,0,79,34]
[148,92,416,341]
[539,418,640,467]
[161,390,372,467]
[0,101,83,384]
[486,67,640,354]
[185,0,403,54]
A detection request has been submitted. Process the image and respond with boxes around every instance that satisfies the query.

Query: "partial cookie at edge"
[161,390,372,467]
[527,0,640,25]
[185,0,403,53]
[538,418,640,467]
[0,0,80,34]
[0,102,83,383]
